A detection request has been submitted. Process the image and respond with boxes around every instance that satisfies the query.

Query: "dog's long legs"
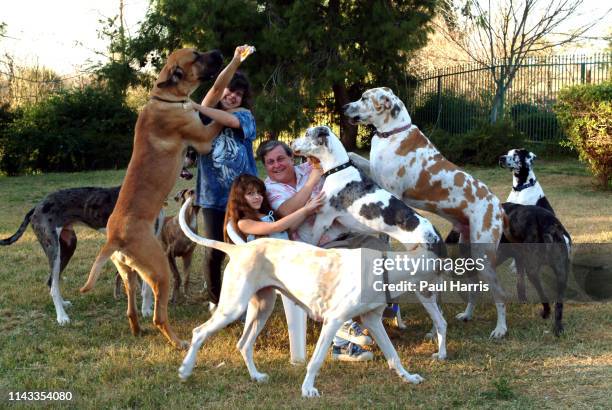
[552,261,568,336]
[125,232,186,349]
[360,309,424,384]
[301,318,343,398]
[179,270,257,380]
[237,287,277,382]
[416,291,447,360]
[47,227,70,325]
[112,255,141,336]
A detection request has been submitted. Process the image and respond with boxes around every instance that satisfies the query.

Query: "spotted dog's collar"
[323,160,354,178]
[375,123,412,139]
[513,179,537,192]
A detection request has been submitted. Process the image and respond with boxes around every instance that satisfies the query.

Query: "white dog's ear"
[315,127,329,147]
[381,95,392,110]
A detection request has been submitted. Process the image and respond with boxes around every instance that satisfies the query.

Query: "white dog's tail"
[179,197,236,255]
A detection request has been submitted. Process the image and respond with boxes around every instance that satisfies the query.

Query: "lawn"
[0,157,610,409]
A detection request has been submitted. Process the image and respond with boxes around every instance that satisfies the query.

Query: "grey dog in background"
[1,186,162,324]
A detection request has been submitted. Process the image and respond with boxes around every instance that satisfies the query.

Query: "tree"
[112,0,438,149]
[438,0,608,123]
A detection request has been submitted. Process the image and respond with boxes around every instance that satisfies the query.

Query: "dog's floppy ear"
[315,127,329,147]
[156,65,185,88]
[174,189,188,202]
[381,95,393,110]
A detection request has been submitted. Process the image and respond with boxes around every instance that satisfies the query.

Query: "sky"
[1,0,150,75]
[1,0,610,77]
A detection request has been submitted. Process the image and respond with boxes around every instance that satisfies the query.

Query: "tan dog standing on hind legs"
[344,87,508,338]
[79,46,253,348]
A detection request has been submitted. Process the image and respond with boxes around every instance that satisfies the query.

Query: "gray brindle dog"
[1,186,162,324]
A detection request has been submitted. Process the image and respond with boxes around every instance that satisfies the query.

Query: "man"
[257,140,391,361]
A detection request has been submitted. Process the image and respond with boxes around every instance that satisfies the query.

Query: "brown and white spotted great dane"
[344,87,508,339]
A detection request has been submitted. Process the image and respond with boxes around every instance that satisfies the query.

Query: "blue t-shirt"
[195,110,257,210]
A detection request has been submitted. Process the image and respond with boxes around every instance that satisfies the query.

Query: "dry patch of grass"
[0,158,610,408]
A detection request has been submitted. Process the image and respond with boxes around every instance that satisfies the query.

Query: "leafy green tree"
[106,0,438,150]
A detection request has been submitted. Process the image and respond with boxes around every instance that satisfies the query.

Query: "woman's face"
[220,88,244,110]
[244,187,263,211]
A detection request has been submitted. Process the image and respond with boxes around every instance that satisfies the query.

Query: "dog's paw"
[141,307,153,318]
[489,326,507,339]
[400,372,424,384]
[251,372,269,383]
[62,300,72,308]
[553,323,564,337]
[424,326,437,341]
[432,352,447,361]
[178,364,192,381]
[176,340,189,350]
[301,387,320,398]
[56,314,70,325]
[455,311,472,322]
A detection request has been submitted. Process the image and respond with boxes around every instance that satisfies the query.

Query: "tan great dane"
[79,48,226,348]
[344,87,509,338]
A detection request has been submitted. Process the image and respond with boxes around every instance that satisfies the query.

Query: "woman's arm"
[191,102,240,128]
[237,192,325,236]
[202,45,253,107]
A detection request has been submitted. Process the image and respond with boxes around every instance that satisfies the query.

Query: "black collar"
[513,179,537,192]
[375,123,412,139]
[323,160,353,178]
[150,95,189,104]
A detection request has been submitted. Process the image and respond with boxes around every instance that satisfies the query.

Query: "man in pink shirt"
[258,140,390,361]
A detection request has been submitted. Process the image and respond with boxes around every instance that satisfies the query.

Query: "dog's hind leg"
[360,309,424,384]
[123,232,185,349]
[112,254,141,336]
[55,227,77,308]
[167,254,182,304]
[179,273,256,380]
[237,287,277,382]
[41,227,70,325]
[416,291,447,360]
[552,258,568,336]
[301,317,343,398]
[182,251,193,298]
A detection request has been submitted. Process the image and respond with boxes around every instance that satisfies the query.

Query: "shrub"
[554,82,612,189]
[0,86,137,175]
[412,92,487,134]
[428,120,526,166]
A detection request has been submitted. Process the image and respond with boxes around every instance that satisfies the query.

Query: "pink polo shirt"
[264,162,347,246]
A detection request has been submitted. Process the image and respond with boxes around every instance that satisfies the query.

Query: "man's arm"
[275,167,323,217]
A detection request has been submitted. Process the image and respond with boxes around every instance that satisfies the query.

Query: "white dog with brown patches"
[344,87,508,339]
[176,197,445,398]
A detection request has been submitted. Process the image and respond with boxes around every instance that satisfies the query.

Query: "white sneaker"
[335,321,373,346]
[331,342,373,362]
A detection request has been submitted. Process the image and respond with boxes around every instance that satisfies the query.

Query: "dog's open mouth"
[347,115,361,125]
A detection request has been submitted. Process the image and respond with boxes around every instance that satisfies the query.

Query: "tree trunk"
[332,83,357,151]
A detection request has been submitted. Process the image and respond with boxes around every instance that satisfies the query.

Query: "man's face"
[263,145,295,184]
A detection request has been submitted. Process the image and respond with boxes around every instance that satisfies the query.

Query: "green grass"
[0,158,611,409]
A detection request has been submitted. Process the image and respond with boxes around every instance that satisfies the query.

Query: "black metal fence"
[404,53,612,142]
